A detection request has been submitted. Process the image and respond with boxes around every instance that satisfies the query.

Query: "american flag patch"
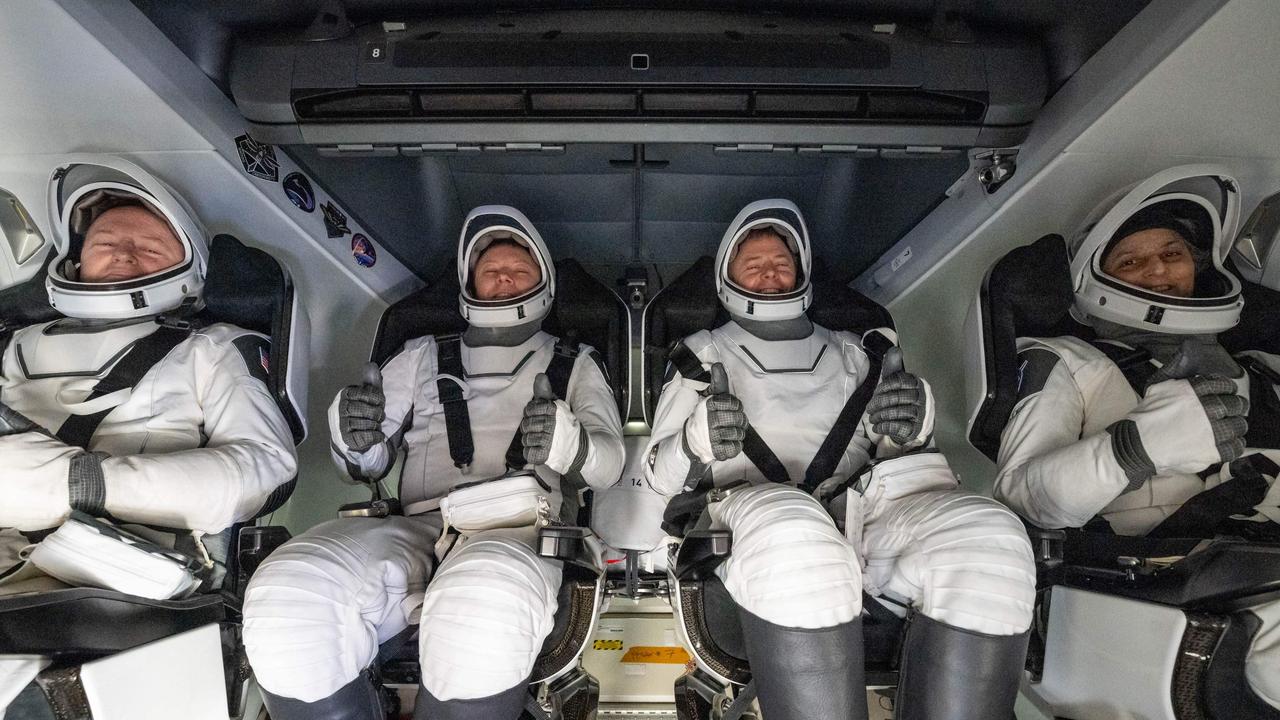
[259,346,270,375]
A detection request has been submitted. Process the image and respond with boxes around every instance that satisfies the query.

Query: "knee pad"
[708,484,861,629]
[243,517,436,703]
[418,532,563,701]
[866,491,1035,636]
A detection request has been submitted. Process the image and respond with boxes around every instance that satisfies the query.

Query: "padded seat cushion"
[0,587,224,658]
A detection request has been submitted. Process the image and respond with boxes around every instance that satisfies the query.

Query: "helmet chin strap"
[730,313,813,341]
[463,319,543,348]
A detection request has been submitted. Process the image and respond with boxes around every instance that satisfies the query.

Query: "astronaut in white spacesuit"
[994,167,1280,709]
[0,155,298,579]
[645,199,1035,720]
[242,206,624,720]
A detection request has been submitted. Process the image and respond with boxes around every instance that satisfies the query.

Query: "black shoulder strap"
[435,334,474,471]
[505,340,580,470]
[1089,339,1156,394]
[669,342,791,484]
[801,347,883,493]
[1238,355,1280,449]
[54,325,192,449]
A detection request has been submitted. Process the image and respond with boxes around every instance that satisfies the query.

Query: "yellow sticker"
[593,639,624,650]
[620,646,692,664]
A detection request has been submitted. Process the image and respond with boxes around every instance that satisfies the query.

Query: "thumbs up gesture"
[868,347,935,450]
[682,362,748,463]
[521,372,589,474]
[338,362,387,453]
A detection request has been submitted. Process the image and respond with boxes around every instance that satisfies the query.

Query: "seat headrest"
[642,255,892,423]
[198,235,305,445]
[968,234,1077,461]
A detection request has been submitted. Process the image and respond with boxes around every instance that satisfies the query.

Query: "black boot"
[260,667,385,720]
[738,608,869,720]
[412,680,529,720]
[893,612,1030,720]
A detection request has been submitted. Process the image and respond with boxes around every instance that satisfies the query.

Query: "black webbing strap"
[668,343,790,484]
[668,340,886,494]
[1238,355,1280,449]
[800,350,883,493]
[1088,340,1157,395]
[54,325,192,449]
[504,340,581,469]
[1146,454,1278,539]
[435,335,474,471]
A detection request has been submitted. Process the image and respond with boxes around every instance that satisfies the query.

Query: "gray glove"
[0,400,46,438]
[683,362,748,463]
[1110,368,1248,487]
[867,348,934,448]
[337,362,386,453]
[520,373,588,473]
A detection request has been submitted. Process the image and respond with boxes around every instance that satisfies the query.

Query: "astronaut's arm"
[642,370,708,496]
[93,338,298,534]
[561,353,625,489]
[993,351,1128,529]
[328,342,420,482]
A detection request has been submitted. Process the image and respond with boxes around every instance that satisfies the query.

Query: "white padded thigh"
[1246,599,1280,710]
[862,489,1035,636]
[418,528,563,701]
[709,484,862,629]
[242,516,438,702]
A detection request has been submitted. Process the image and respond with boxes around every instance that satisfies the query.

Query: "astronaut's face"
[473,241,542,301]
[1101,228,1196,298]
[79,206,185,283]
[728,231,797,295]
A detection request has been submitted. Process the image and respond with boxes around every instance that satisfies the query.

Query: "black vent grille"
[293,87,986,123]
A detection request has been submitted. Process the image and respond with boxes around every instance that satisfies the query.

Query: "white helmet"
[1070,165,1242,334]
[456,205,555,328]
[715,199,812,321]
[46,156,208,320]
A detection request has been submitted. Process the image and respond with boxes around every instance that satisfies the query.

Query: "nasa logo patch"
[282,173,315,212]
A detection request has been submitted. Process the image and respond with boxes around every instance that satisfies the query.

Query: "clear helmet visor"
[715,199,813,321]
[1069,166,1242,334]
[456,205,555,328]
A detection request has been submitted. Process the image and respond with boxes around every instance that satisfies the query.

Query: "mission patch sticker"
[235,134,279,182]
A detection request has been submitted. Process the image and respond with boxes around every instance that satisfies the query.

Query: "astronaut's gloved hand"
[1111,373,1248,485]
[868,348,935,450]
[0,400,48,438]
[337,362,386,453]
[521,373,589,475]
[683,362,747,463]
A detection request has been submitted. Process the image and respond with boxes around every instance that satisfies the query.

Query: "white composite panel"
[79,624,228,720]
[1037,587,1186,720]
[0,0,428,531]
[854,0,1280,493]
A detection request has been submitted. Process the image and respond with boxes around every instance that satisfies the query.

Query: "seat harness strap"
[667,339,884,493]
[435,335,474,472]
[54,324,194,449]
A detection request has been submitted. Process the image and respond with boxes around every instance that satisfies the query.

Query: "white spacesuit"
[0,157,298,711]
[242,206,624,720]
[0,156,297,564]
[645,200,1035,720]
[993,166,1280,709]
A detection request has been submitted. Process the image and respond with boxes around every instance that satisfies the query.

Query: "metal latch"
[974,148,1018,194]
[623,266,648,310]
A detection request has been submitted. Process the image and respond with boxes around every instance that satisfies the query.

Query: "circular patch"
[351,234,377,267]
[282,173,315,213]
